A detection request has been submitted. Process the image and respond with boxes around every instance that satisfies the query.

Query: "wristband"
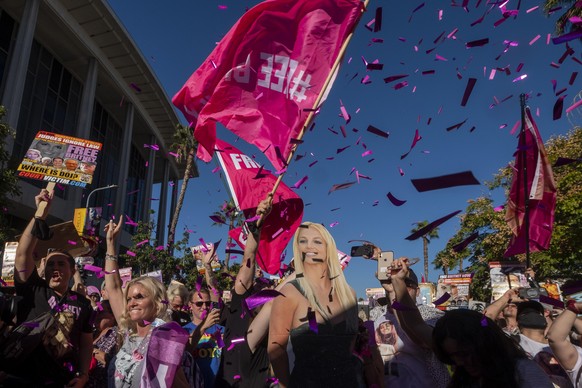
[566,299,580,314]
[105,253,118,262]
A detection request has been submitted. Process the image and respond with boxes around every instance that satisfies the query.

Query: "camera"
[518,287,547,299]
[350,245,374,258]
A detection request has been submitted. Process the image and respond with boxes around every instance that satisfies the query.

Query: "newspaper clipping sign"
[18,131,102,188]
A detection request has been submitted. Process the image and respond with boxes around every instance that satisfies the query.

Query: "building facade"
[0,0,196,249]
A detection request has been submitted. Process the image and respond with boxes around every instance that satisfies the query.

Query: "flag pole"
[258,0,370,225]
[519,93,531,268]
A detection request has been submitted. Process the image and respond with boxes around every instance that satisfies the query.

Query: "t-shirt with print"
[183,322,225,388]
[9,269,94,384]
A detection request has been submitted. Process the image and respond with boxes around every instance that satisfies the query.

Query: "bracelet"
[566,299,580,314]
[105,253,118,262]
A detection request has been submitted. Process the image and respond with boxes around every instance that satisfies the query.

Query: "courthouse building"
[0,0,196,248]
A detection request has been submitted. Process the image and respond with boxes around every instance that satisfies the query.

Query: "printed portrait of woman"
[375,319,398,362]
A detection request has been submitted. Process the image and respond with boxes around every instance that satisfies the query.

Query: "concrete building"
[0,0,197,250]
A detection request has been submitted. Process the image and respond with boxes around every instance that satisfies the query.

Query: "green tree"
[122,214,240,292]
[0,106,22,242]
[167,124,198,254]
[410,221,439,282]
[543,0,582,35]
[436,128,582,302]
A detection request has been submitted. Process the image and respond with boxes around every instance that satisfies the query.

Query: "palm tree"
[167,124,198,254]
[410,221,440,282]
[543,0,582,35]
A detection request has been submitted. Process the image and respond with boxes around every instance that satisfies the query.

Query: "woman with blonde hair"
[104,217,190,387]
[268,222,362,388]
[167,281,191,325]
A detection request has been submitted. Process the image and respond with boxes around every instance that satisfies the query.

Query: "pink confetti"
[339,101,350,123]
[398,167,405,176]
[136,239,149,247]
[526,5,539,13]
[67,240,77,245]
[126,250,136,257]
[361,150,373,157]
[211,166,220,173]
[566,98,582,114]
[329,222,339,228]
[435,54,448,61]
[292,176,309,189]
[218,5,227,10]
[460,78,477,106]
[529,34,541,45]
[512,74,527,82]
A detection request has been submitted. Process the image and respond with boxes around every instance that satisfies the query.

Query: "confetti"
[405,210,462,240]
[452,232,479,252]
[387,192,407,206]
[460,78,477,106]
[366,125,389,138]
[411,171,480,192]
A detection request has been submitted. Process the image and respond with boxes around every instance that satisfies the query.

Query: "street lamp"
[85,184,118,209]
[85,184,118,234]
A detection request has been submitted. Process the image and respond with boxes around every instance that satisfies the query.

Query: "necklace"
[131,319,163,361]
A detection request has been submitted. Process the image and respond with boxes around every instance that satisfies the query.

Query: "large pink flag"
[215,139,303,274]
[504,107,557,257]
[173,0,363,170]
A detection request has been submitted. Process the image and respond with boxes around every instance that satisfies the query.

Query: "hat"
[87,286,100,296]
[517,300,547,329]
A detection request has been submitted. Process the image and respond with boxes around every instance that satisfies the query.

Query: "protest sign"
[144,269,163,284]
[1,242,18,287]
[436,273,474,310]
[191,243,221,275]
[489,261,528,302]
[119,267,132,288]
[18,131,102,188]
[73,207,103,236]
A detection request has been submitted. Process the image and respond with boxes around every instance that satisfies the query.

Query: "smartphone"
[377,251,394,281]
[351,245,375,258]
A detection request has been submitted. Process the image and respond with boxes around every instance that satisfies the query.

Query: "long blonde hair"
[119,276,169,333]
[292,222,357,326]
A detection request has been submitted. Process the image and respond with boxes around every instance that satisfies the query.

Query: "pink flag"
[173,0,363,170]
[215,139,303,274]
[504,107,557,257]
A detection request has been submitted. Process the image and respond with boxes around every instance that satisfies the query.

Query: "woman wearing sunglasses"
[103,217,190,387]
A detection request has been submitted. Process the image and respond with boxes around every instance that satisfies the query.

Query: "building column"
[141,135,156,223]
[1,0,40,152]
[76,57,98,139]
[115,103,134,217]
[71,57,98,208]
[156,159,170,246]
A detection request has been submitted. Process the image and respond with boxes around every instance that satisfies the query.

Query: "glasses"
[190,301,212,307]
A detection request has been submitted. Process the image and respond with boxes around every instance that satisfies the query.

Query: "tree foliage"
[0,106,22,242]
[543,0,582,35]
[121,216,239,292]
[434,127,582,302]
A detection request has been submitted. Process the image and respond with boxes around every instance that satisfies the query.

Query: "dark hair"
[432,309,527,387]
[46,248,75,269]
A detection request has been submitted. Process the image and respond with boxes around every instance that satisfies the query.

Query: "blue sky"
[106,0,580,298]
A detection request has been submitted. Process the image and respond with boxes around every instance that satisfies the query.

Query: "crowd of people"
[0,188,581,387]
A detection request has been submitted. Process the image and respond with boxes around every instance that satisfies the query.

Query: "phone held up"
[350,245,375,258]
[376,251,394,281]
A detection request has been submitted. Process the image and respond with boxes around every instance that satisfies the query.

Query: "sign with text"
[436,273,474,310]
[18,131,102,188]
[1,242,18,287]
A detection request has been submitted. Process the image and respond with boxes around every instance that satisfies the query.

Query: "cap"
[87,285,100,296]
[517,301,547,329]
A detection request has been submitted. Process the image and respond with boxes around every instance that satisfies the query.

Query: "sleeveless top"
[288,280,363,388]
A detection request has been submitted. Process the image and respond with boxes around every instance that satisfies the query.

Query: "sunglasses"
[190,301,212,307]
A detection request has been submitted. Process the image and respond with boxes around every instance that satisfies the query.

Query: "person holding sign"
[3,188,94,387]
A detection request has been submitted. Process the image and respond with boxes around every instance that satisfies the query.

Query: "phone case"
[377,251,394,281]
